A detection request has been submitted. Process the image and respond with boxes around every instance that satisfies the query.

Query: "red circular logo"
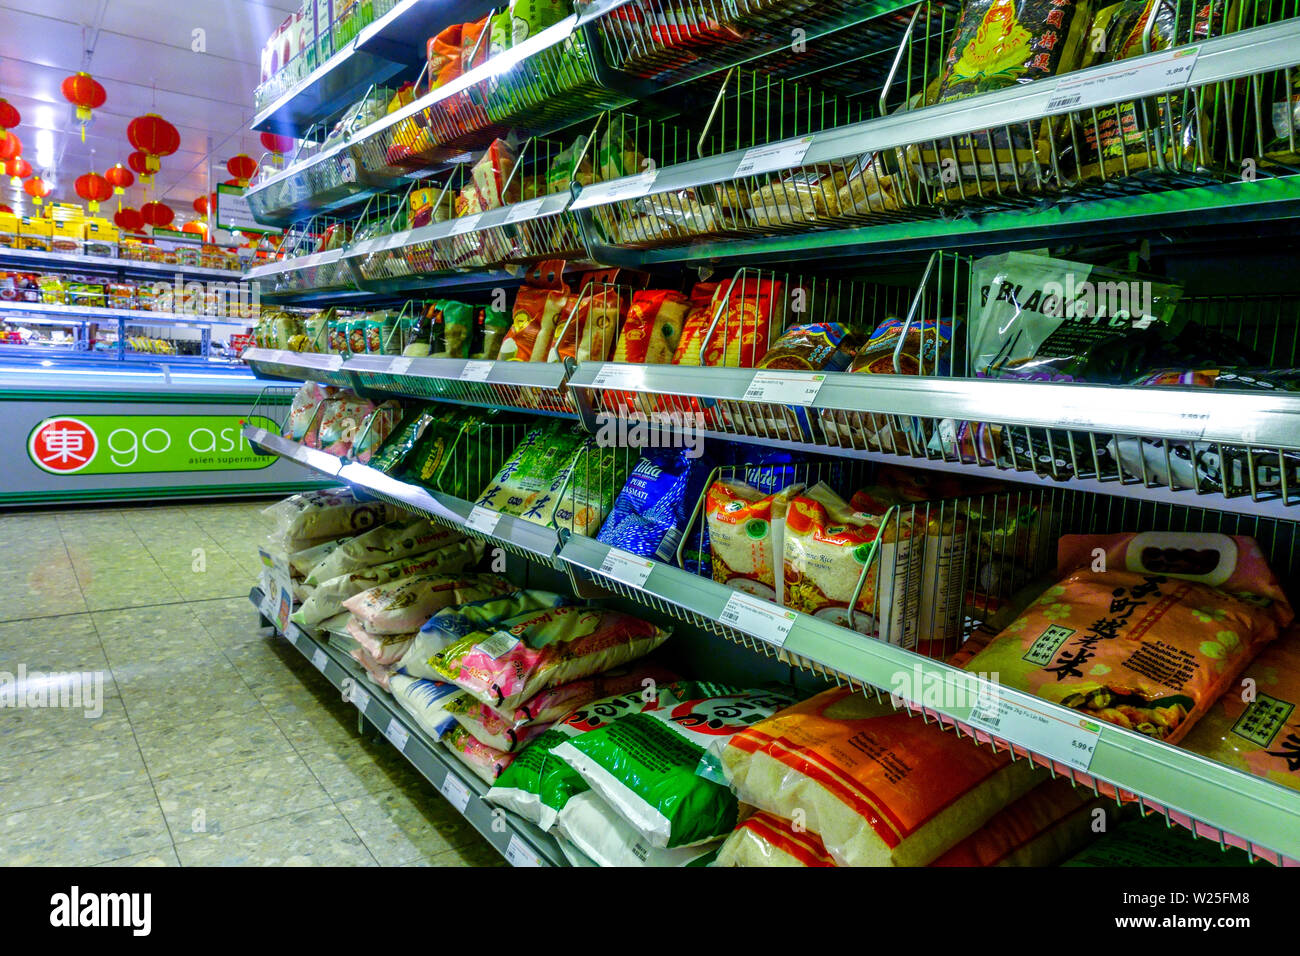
[29,418,98,474]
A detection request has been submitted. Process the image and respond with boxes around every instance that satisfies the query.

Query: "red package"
[427,25,463,90]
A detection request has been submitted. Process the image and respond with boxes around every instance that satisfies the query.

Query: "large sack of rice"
[714,810,838,867]
[306,517,465,584]
[264,488,401,550]
[343,575,514,635]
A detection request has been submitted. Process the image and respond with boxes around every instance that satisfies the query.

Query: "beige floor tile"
[134,708,294,782]
[93,846,182,867]
[299,737,424,802]
[0,732,151,813]
[0,696,132,759]
[173,805,376,866]
[0,784,171,866]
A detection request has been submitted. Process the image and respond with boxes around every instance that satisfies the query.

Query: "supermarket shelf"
[0,246,245,280]
[0,300,252,328]
[242,425,564,562]
[243,347,351,387]
[556,533,1300,866]
[251,0,498,136]
[343,353,576,417]
[247,587,565,867]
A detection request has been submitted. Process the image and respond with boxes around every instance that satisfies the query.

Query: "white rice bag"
[305,517,465,585]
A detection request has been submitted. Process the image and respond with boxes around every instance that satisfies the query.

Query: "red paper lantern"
[105,163,134,194]
[62,72,107,140]
[6,157,31,187]
[141,200,174,228]
[75,172,114,213]
[115,207,144,232]
[0,99,19,131]
[0,132,21,163]
[24,176,50,205]
[226,154,258,187]
[192,195,208,216]
[182,220,207,236]
[127,114,179,173]
[259,132,294,165]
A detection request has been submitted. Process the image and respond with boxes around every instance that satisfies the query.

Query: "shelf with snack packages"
[246,585,566,866]
[0,244,245,280]
[569,17,1300,262]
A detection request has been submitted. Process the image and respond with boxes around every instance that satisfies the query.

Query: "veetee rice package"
[706,479,804,605]
[714,810,839,867]
[783,482,923,646]
[426,604,671,711]
[929,778,1101,866]
[553,683,800,849]
[390,674,464,741]
[264,489,402,551]
[343,574,515,636]
[1182,626,1300,792]
[722,687,1041,867]
[293,538,485,627]
[445,725,515,784]
[959,531,1294,743]
[306,517,464,585]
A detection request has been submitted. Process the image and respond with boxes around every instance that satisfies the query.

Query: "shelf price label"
[742,370,826,405]
[505,834,543,867]
[589,364,643,391]
[1045,46,1199,114]
[719,591,797,648]
[348,683,371,715]
[966,682,1101,773]
[460,360,494,382]
[734,135,814,178]
[388,357,413,375]
[284,626,300,648]
[439,772,473,813]
[248,426,270,446]
[599,549,654,589]
[447,214,483,237]
[504,197,549,224]
[384,717,410,754]
[599,170,659,203]
[465,506,502,536]
[311,648,329,673]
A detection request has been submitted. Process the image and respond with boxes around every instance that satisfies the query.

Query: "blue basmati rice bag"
[597,447,715,563]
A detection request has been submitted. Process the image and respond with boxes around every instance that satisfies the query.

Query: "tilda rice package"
[959,532,1293,743]
[1182,626,1300,792]
[721,687,1041,866]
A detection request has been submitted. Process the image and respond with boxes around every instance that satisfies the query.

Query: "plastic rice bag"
[959,532,1293,742]
[311,395,377,457]
[344,575,514,636]
[351,645,395,691]
[1063,814,1266,867]
[445,694,554,752]
[475,422,586,520]
[346,617,415,667]
[611,289,690,365]
[264,489,401,551]
[285,382,335,442]
[390,674,464,741]
[445,725,515,784]
[597,447,716,563]
[715,810,838,867]
[426,604,671,711]
[306,517,464,585]
[722,688,1040,866]
[558,791,721,867]
[929,778,1101,866]
[553,683,799,848]
[351,400,402,464]
[705,479,803,605]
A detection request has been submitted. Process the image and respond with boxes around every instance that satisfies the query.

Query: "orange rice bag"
[715,810,838,867]
[722,688,1040,866]
[673,278,781,368]
[1182,626,1300,791]
[611,289,690,365]
[960,532,1293,743]
[930,777,1100,866]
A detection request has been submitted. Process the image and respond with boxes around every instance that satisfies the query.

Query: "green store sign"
[28,413,280,476]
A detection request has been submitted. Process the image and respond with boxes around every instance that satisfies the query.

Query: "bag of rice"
[722,687,1040,866]
[548,438,631,536]
[475,423,585,518]
[344,575,514,636]
[288,537,350,580]
[399,589,571,679]
[705,479,803,605]
[285,382,335,441]
[264,489,402,551]
[611,289,690,366]
[485,680,717,830]
[306,517,464,585]
[1062,814,1265,867]
[1181,626,1300,792]
[714,810,838,867]
[427,605,671,710]
[929,778,1101,866]
[960,532,1293,743]
[558,790,721,867]
[783,483,922,645]
[445,695,554,752]
[445,725,515,784]
[294,538,485,627]
[390,674,464,741]
[597,447,716,563]
[351,646,395,691]
[553,683,799,849]
[346,617,415,667]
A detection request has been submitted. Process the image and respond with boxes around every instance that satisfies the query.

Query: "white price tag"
[742,370,826,405]
[384,717,410,753]
[599,549,654,588]
[600,170,659,202]
[465,506,502,536]
[349,684,371,714]
[505,834,543,867]
[311,648,328,672]
[447,213,483,237]
[439,772,472,812]
[589,364,642,390]
[734,135,814,178]
[475,630,520,660]
[1045,46,1199,113]
[504,197,548,223]
[967,683,1101,773]
[719,591,797,648]
[460,360,494,382]
[388,357,413,375]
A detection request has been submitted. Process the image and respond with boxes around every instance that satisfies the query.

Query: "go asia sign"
[28,414,279,476]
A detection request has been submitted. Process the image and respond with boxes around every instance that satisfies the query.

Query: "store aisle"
[0,501,503,867]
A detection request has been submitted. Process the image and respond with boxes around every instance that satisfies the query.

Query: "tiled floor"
[0,501,503,867]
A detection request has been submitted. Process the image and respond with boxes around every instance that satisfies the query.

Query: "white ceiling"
[0,0,298,219]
